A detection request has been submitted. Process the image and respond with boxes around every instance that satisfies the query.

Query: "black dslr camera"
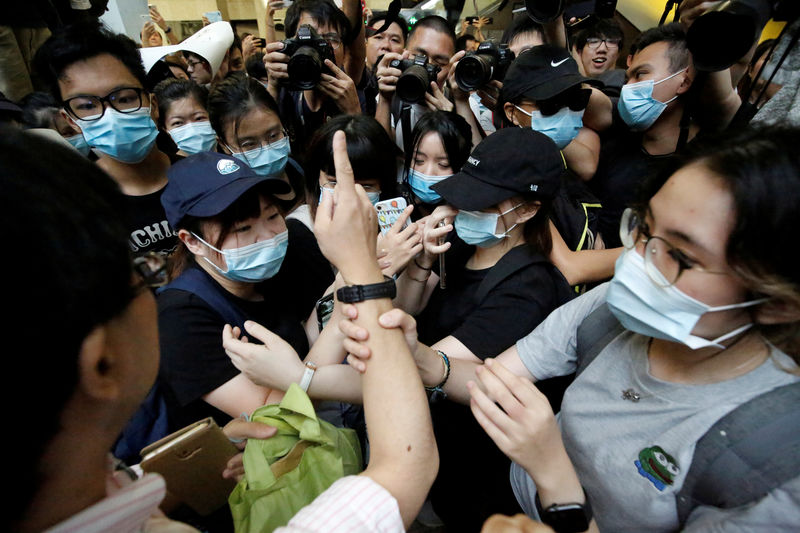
[281,25,335,90]
[454,42,515,92]
[389,55,442,104]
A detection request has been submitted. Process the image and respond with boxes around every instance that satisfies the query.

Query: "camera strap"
[401,103,413,156]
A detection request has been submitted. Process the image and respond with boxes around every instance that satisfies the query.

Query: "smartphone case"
[140,417,239,515]
[376,197,409,235]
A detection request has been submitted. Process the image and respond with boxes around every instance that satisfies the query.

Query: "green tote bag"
[229,384,362,533]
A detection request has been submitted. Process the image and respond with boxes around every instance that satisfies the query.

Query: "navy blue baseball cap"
[162,152,291,228]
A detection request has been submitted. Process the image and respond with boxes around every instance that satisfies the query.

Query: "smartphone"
[438,220,446,289]
[204,10,223,23]
[315,293,334,332]
[270,0,293,9]
[375,197,409,236]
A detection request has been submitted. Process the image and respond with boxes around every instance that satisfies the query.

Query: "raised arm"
[315,131,438,527]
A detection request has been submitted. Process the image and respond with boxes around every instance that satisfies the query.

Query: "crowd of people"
[3,0,800,531]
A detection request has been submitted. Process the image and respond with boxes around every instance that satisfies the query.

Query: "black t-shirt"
[277,88,340,159]
[416,238,571,359]
[124,186,179,257]
[589,126,674,248]
[157,219,334,432]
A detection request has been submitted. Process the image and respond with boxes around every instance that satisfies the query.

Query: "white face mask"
[607,250,766,350]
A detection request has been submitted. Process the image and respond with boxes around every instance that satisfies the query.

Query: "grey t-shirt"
[511,283,800,532]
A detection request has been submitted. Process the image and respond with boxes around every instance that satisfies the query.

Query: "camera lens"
[288,45,322,90]
[396,64,430,103]
[524,0,564,23]
[455,54,493,92]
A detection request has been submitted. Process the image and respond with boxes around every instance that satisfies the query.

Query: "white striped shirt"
[277,475,403,533]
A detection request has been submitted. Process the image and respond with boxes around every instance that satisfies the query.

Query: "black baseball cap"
[431,128,566,211]
[502,44,600,101]
[162,151,291,228]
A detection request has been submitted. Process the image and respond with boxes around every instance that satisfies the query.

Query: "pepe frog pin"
[634,445,680,491]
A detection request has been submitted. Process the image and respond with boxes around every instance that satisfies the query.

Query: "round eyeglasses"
[63,87,147,121]
[619,207,728,287]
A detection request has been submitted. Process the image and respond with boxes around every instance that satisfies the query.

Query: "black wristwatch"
[535,490,592,533]
[336,276,396,303]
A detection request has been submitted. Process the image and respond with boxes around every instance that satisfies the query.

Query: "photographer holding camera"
[263,0,361,153]
[374,16,482,154]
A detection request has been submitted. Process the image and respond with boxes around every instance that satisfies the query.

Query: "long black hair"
[207,72,282,147]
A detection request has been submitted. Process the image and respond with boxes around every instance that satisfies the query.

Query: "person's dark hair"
[402,111,472,205]
[629,22,689,73]
[169,182,280,278]
[230,32,243,53]
[19,91,59,129]
[1,127,133,527]
[304,114,398,210]
[520,190,553,255]
[33,21,148,101]
[246,52,268,79]
[368,11,409,40]
[455,34,477,52]
[207,72,282,147]
[574,18,624,52]
[637,126,800,362]
[408,15,456,51]
[285,0,351,40]
[153,78,209,129]
[500,15,544,47]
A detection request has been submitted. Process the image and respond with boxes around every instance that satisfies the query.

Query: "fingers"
[346,353,367,373]
[242,320,281,346]
[449,50,466,67]
[343,338,372,360]
[484,358,542,407]
[389,205,414,234]
[338,316,369,341]
[378,308,416,333]
[468,380,513,450]
[223,419,277,447]
[323,58,348,79]
[331,131,355,193]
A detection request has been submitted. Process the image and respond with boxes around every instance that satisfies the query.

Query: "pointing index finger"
[332,130,355,194]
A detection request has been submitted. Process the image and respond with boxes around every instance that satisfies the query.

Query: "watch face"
[542,504,590,533]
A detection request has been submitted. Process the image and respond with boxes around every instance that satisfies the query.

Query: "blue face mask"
[169,120,217,154]
[65,133,90,156]
[230,136,290,177]
[77,108,159,163]
[607,249,765,350]
[618,68,687,131]
[193,230,289,283]
[408,169,451,204]
[516,106,584,149]
[454,204,522,248]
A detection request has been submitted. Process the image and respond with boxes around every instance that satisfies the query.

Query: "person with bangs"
[153,78,216,156]
[157,152,331,436]
[208,72,306,214]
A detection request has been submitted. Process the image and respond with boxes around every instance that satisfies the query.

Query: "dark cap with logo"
[502,44,600,101]
[431,128,566,211]
[162,151,291,228]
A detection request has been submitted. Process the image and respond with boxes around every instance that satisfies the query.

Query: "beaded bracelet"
[425,350,450,395]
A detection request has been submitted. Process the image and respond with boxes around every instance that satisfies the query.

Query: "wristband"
[535,489,592,533]
[414,257,432,271]
[425,350,450,395]
[336,276,396,303]
[299,361,317,392]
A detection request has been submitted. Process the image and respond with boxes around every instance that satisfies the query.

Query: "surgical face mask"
[618,68,687,131]
[606,249,765,350]
[408,168,451,204]
[229,136,290,177]
[65,133,90,156]
[193,230,289,283]
[76,107,159,163]
[169,120,217,154]
[455,204,522,248]
[515,106,584,149]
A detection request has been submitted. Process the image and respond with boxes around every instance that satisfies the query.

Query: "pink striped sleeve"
[276,476,404,533]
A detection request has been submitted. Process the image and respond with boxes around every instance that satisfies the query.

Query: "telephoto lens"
[391,55,441,103]
[455,42,515,92]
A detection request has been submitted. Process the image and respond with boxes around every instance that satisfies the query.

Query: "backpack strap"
[574,303,624,378]
[676,381,800,524]
[157,267,247,329]
[474,246,564,306]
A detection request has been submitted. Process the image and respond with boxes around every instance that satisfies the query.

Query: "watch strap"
[299,362,317,392]
[336,276,396,303]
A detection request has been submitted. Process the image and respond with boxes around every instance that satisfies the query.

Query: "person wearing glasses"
[342,127,800,532]
[572,19,624,80]
[263,0,361,153]
[208,73,305,214]
[33,22,181,258]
